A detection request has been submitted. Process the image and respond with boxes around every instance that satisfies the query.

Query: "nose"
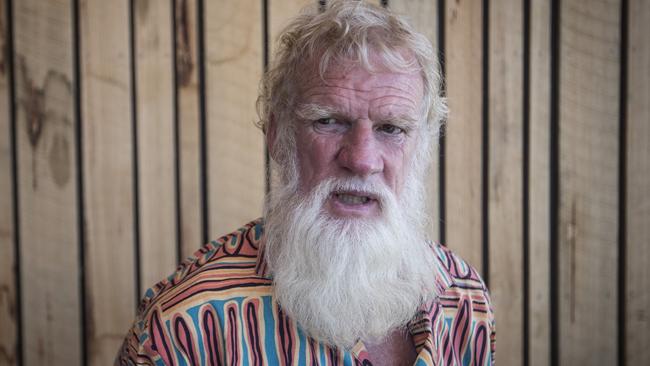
[336,122,383,178]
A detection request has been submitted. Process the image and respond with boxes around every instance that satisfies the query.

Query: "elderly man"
[118,1,494,365]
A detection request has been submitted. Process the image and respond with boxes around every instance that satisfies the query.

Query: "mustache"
[315,177,393,208]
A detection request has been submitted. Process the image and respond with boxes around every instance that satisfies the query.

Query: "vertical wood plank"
[80,0,136,364]
[444,0,483,270]
[0,0,17,364]
[488,0,523,364]
[175,0,203,259]
[269,0,314,45]
[529,1,551,365]
[389,0,441,243]
[558,0,620,364]
[13,0,82,364]
[626,0,650,364]
[204,0,265,237]
[269,0,314,52]
[267,0,316,201]
[134,0,177,292]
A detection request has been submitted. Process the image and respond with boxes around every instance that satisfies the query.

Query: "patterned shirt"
[117,219,495,365]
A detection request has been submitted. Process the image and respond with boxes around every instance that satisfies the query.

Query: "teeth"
[336,193,370,205]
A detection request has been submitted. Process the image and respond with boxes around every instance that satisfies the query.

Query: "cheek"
[297,138,338,182]
[385,144,416,192]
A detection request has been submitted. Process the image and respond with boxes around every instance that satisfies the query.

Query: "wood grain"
[0,0,17,364]
[79,0,136,364]
[204,0,265,237]
[389,0,441,243]
[487,0,523,364]
[626,0,650,364]
[444,0,483,271]
[529,1,551,365]
[269,0,314,46]
[134,0,177,292]
[13,0,81,364]
[558,0,620,364]
[2,2,648,364]
[175,0,204,259]
[265,0,314,206]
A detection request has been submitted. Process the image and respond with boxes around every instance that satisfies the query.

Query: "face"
[285,61,425,219]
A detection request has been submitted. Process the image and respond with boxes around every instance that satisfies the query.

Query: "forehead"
[296,60,425,114]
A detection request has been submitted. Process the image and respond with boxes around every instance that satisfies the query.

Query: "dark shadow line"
[481,0,490,285]
[71,0,88,363]
[6,0,22,363]
[522,0,531,365]
[617,0,628,364]
[129,0,142,303]
[438,0,447,246]
[549,0,561,364]
[172,0,182,265]
[262,0,269,194]
[197,0,209,245]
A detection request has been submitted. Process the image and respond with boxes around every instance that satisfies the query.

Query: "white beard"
[263,170,438,350]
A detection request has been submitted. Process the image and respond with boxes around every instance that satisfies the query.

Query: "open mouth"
[333,191,376,205]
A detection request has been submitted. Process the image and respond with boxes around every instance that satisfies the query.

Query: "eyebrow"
[379,111,420,128]
[294,103,340,121]
[295,102,421,128]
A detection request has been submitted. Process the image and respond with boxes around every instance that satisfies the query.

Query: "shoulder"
[430,243,489,294]
[136,218,268,318]
[116,219,270,364]
[429,242,493,323]
[427,243,496,365]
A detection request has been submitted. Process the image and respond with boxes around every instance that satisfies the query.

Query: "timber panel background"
[0,0,648,365]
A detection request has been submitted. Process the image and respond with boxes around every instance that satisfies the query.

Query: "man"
[117,1,494,365]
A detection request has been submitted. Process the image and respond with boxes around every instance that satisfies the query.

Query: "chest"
[149,295,427,365]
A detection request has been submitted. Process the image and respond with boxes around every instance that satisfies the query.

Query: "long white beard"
[264,172,438,350]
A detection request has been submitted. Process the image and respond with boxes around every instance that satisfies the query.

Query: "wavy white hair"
[257,0,447,179]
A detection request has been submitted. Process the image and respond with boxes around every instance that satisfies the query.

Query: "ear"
[266,113,278,161]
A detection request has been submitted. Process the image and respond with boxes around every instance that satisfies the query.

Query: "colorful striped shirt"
[117,219,495,365]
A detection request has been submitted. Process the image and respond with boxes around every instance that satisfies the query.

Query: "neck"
[364,329,417,366]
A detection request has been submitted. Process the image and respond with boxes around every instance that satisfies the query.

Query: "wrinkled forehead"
[293,55,425,115]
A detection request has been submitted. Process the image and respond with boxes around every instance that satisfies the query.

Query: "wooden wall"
[0,0,648,365]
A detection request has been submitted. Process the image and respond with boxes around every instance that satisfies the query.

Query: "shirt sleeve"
[114,316,156,366]
[429,282,496,366]
[114,307,170,366]
[115,266,184,365]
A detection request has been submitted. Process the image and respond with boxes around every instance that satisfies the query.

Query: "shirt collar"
[254,230,271,279]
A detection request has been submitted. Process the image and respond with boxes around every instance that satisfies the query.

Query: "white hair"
[257,0,447,175]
